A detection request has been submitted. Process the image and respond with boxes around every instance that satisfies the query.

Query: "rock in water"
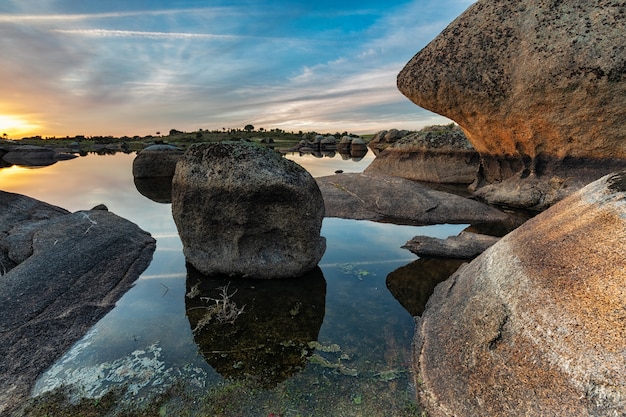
[397,0,626,207]
[171,141,326,279]
[414,171,626,416]
[132,144,183,178]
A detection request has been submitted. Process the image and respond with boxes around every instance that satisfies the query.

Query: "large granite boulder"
[0,191,155,415]
[413,171,626,416]
[172,142,326,279]
[398,0,626,208]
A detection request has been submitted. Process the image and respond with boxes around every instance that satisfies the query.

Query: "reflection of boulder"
[337,147,368,161]
[385,258,466,316]
[172,142,326,279]
[185,265,326,387]
[133,176,173,204]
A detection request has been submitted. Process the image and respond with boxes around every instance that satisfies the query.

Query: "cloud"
[0,1,475,136]
[52,29,249,41]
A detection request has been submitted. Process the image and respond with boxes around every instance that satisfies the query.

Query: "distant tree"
[244,124,254,132]
[2,133,7,139]
[259,127,265,132]
[156,131,161,136]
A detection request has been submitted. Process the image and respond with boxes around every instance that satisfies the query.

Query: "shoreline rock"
[403,231,500,259]
[0,191,156,415]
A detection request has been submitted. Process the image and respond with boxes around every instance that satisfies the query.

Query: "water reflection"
[385,257,467,316]
[133,176,173,204]
[185,264,326,388]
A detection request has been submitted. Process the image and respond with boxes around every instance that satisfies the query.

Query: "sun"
[0,114,40,138]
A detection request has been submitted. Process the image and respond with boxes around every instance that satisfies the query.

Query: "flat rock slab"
[0,191,156,414]
[316,173,509,225]
[403,231,501,259]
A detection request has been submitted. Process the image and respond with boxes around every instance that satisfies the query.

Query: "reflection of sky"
[284,150,376,178]
[7,153,466,409]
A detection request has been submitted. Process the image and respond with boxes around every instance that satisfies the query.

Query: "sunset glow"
[0,1,474,137]
[0,115,39,139]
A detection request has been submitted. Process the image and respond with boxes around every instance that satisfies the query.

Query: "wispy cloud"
[52,29,249,41]
[0,7,238,22]
[0,0,475,137]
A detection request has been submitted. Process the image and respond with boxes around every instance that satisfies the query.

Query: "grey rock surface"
[403,231,500,259]
[172,141,325,279]
[0,191,155,415]
[316,172,510,225]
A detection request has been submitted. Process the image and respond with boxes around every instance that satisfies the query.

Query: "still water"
[0,150,467,416]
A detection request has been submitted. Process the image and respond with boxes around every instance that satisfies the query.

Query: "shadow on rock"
[386,257,467,316]
[185,264,327,388]
[133,176,173,204]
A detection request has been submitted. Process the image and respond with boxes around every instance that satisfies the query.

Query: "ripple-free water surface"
[1,150,467,416]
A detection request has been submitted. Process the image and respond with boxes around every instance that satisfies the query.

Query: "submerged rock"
[0,191,155,415]
[413,171,626,416]
[397,0,626,208]
[172,141,326,279]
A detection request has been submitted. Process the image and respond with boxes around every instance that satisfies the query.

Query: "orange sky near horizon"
[0,114,43,139]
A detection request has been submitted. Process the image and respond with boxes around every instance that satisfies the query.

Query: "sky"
[0,0,475,138]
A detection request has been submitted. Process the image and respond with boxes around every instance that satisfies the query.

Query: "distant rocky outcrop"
[398,0,626,209]
[367,129,410,152]
[316,172,511,225]
[413,171,626,416]
[365,125,479,184]
[0,191,155,415]
[172,141,326,279]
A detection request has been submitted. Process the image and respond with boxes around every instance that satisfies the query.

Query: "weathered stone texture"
[414,171,626,416]
[172,142,325,279]
[398,0,626,183]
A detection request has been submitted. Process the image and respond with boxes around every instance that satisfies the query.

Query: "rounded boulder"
[414,171,626,416]
[171,141,326,279]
